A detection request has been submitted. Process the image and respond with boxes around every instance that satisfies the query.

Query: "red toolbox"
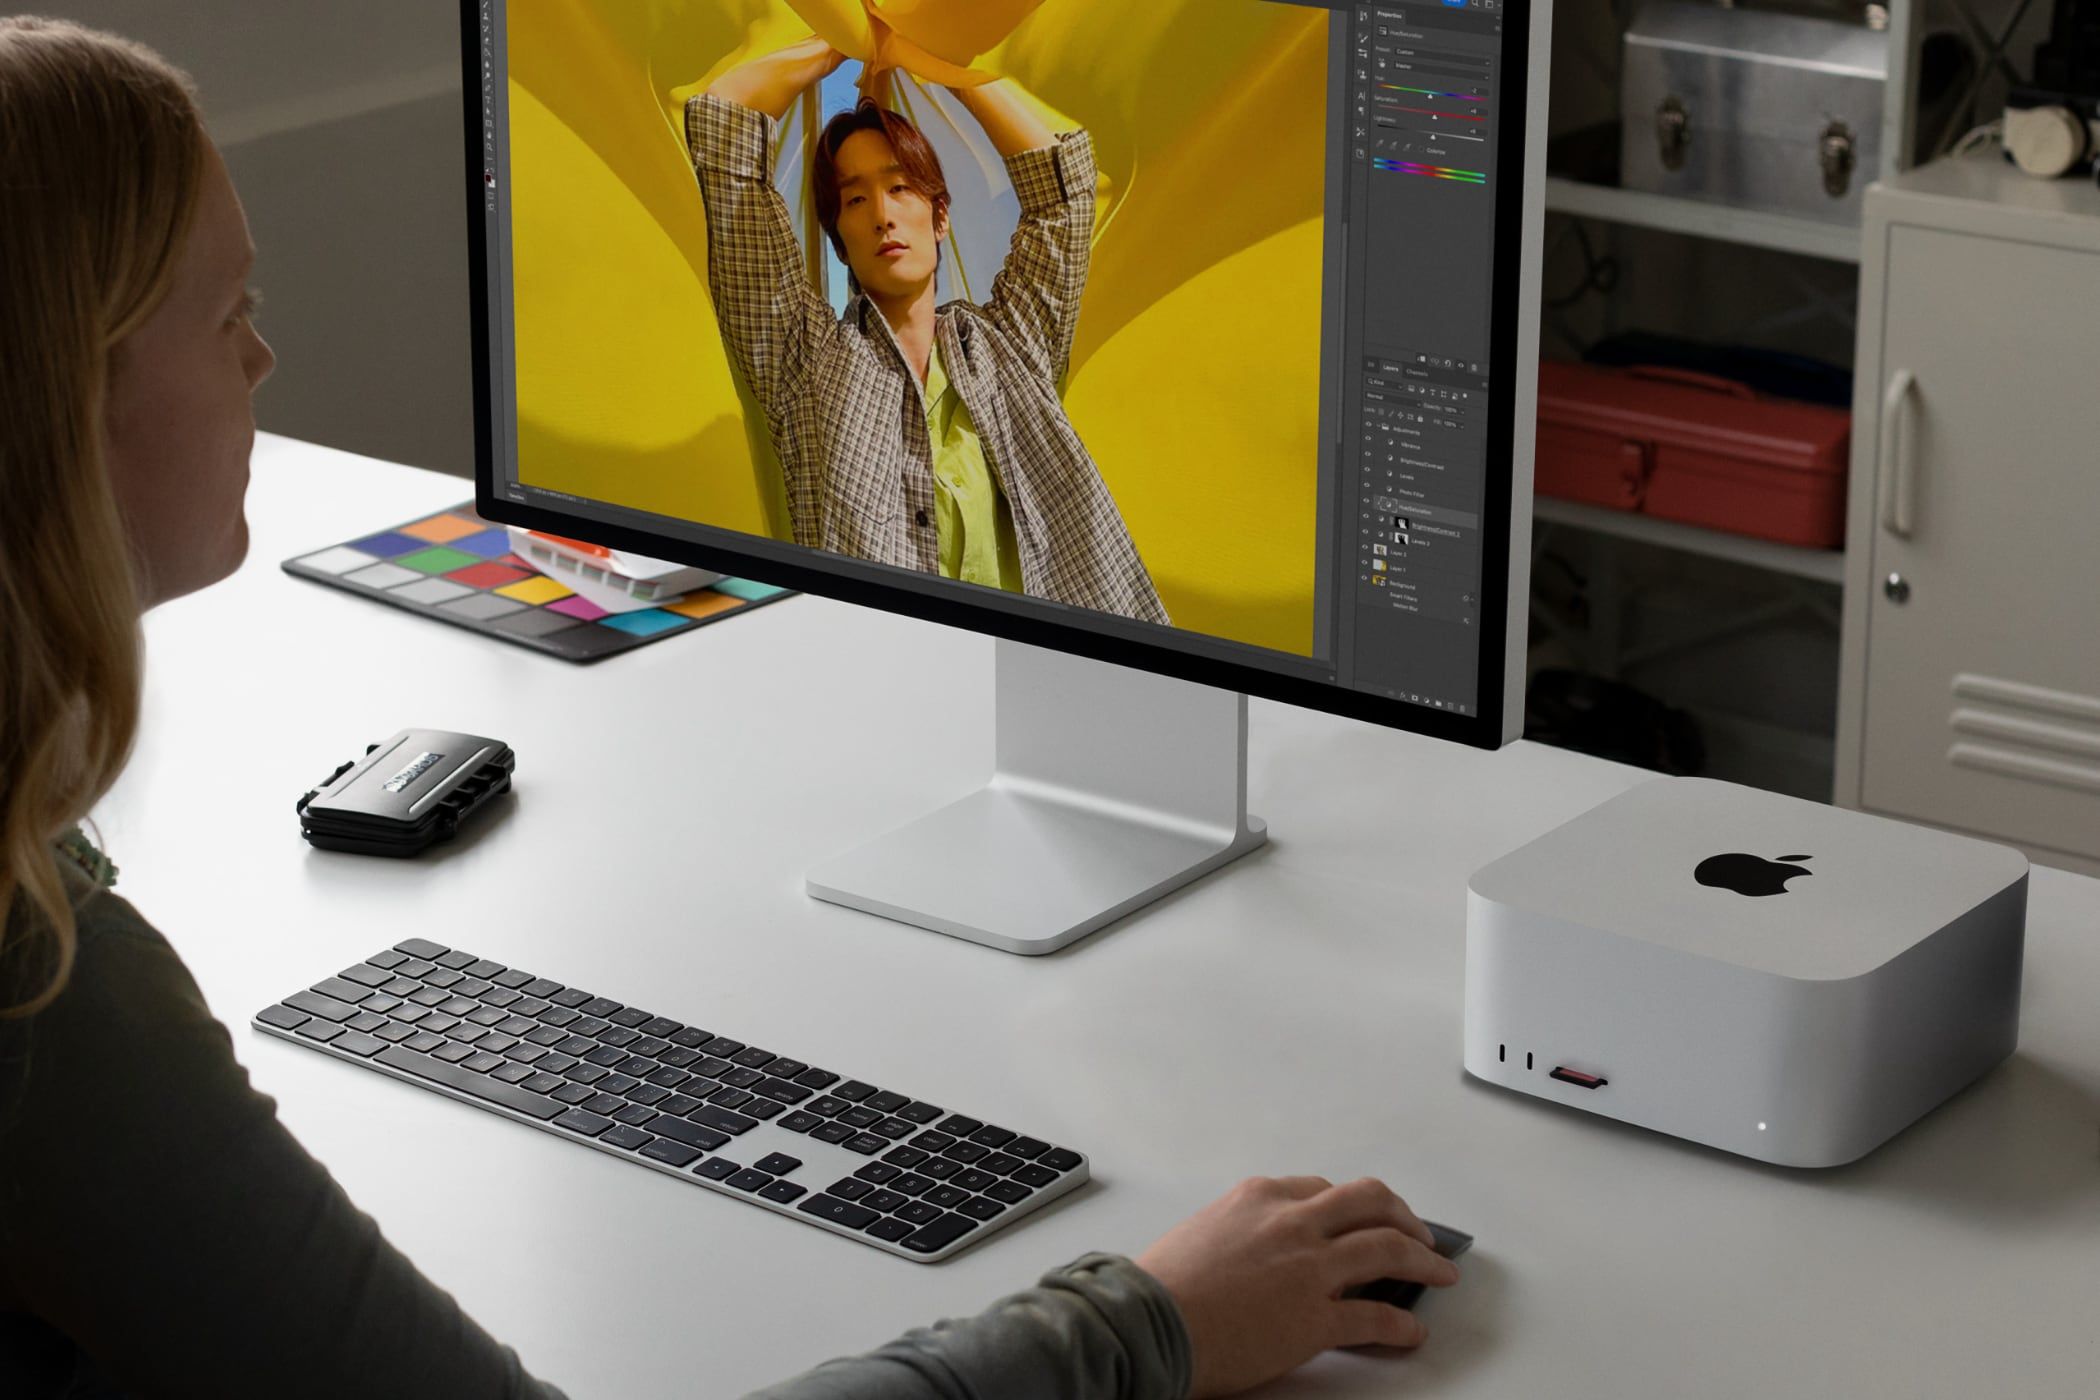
[1535,361,1851,549]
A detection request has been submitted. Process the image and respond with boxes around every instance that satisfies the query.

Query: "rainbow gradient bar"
[1371,158,1488,184]
[1379,83,1487,102]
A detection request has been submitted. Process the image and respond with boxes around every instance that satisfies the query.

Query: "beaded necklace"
[55,827,118,890]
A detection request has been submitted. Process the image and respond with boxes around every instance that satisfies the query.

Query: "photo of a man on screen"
[685,37,1168,625]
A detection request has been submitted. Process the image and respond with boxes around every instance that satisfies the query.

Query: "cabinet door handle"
[1880,369,1917,539]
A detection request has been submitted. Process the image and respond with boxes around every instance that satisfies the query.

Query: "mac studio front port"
[1549,1065,1608,1089]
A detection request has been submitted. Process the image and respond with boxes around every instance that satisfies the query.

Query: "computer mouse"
[1343,1219,1473,1310]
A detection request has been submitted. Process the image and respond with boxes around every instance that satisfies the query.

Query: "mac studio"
[87,0,2100,1395]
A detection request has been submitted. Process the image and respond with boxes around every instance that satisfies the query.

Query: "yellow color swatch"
[496,576,574,605]
[663,591,744,620]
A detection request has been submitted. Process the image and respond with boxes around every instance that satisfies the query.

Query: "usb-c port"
[1550,1066,1607,1089]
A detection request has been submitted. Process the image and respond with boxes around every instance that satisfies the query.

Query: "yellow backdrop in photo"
[507,0,1327,655]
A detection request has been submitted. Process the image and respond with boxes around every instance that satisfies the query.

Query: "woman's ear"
[934,202,951,243]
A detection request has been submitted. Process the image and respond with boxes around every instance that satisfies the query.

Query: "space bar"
[375,1045,566,1121]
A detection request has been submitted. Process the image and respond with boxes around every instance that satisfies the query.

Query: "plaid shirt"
[686,93,1169,625]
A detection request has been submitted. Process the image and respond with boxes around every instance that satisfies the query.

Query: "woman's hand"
[1134,1176,1460,1399]
[707,36,846,121]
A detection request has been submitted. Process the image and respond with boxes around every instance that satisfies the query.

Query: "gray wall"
[45,2,477,476]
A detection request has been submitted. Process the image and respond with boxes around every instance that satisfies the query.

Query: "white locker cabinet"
[1837,155,2100,875]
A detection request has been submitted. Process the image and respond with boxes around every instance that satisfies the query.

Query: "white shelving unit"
[1542,176,1864,262]
[1532,496,1847,585]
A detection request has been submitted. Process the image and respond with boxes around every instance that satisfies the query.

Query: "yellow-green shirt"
[924,345,1023,592]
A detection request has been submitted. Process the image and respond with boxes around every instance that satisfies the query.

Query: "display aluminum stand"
[807,639,1268,954]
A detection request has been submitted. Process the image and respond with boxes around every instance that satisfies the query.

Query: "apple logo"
[1695,853,1814,897]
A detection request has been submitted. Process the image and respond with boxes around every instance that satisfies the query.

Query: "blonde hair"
[0,17,207,1018]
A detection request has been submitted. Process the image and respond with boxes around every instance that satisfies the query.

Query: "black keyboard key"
[610,1008,652,1028]
[434,950,477,971]
[954,1168,997,1193]
[986,1180,1032,1204]
[640,1017,683,1038]
[333,1030,387,1057]
[555,1108,612,1136]
[936,1115,982,1136]
[659,1092,705,1116]
[727,1169,774,1193]
[563,1064,608,1085]
[1039,1149,1083,1173]
[423,969,463,989]
[863,1189,908,1214]
[367,949,409,969]
[491,1062,536,1085]
[755,1153,803,1176]
[709,1088,755,1111]
[866,1218,914,1243]
[630,1036,671,1058]
[550,988,593,1009]
[618,1055,659,1077]
[765,1058,809,1079]
[579,997,622,1018]
[693,1157,740,1181]
[811,1121,854,1145]
[284,990,359,1023]
[524,1072,566,1094]
[1005,1136,1051,1161]
[854,1162,903,1184]
[407,988,449,1009]
[433,1042,476,1063]
[466,1007,508,1027]
[800,1195,879,1230]
[369,1045,567,1125]
[926,1185,970,1209]
[882,1146,930,1169]
[836,1106,882,1129]
[830,1178,873,1200]
[958,1196,1006,1221]
[658,1047,701,1068]
[669,1028,713,1049]
[363,994,404,1014]
[551,1082,596,1105]
[625,1084,671,1106]
[492,968,534,989]
[793,1068,839,1090]
[396,958,437,979]
[874,1118,916,1139]
[373,1021,417,1044]
[584,1092,627,1115]
[602,1124,654,1151]
[702,1037,745,1056]
[598,1073,640,1095]
[584,1045,625,1068]
[464,958,506,978]
[640,1139,700,1168]
[646,1116,730,1152]
[968,1125,1017,1149]
[896,1200,942,1226]
[912,1130,956,1151]
[746,1094,784,1120]
[718,1067,763,1089]
[296,1020,345,1043]
[612,1104,655,1127]
[1012,1164,1059,1188]
[726,1046,771,1068]
[901,1213,979,1254]
[759,1180,806,1204]
[865,1090,909,1114]
[339,963,395,988]
[756,1078,811,1104]
[405,1031,447,1053]
[943,1141,990,1164]
[845,1134,887,1156]
[524,1026,566,1048]
[258,1004,308,1030]
[891,1173,937,1197]
[900,1101,943,1124]
[453,977,493,998]
[393,938,449,959]
[648,1068,692,1090]
[599,1026,640,1048]
[779,1111,822,1134]
[833,1080,877,1102]
[980,1153,1023,1176]
[806,1096,850,1118]
[690,1105,759,1136]
[691,1056,733,1078]
[918,1157,961,1180]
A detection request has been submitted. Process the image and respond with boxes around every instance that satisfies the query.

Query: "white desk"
[101,434,2100,1398]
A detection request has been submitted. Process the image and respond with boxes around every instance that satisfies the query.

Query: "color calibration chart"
[283,504,794,663]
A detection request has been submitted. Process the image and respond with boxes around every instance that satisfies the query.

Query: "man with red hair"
[688,39,1168,625]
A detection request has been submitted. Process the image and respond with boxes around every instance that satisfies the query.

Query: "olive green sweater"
[0,845,1190,1398]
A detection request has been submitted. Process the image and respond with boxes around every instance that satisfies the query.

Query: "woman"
[690,39,1170,625]
[0,18,1456,1399]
